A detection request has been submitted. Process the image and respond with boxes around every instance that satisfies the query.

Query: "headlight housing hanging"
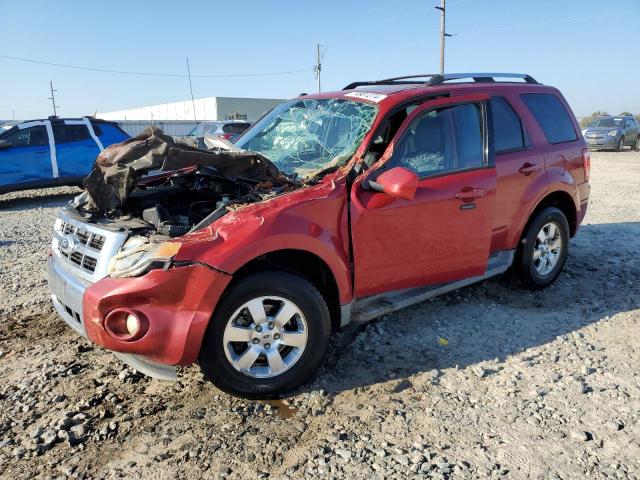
[108,238,181,278]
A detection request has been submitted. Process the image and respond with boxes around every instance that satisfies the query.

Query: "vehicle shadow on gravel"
[0,189,80,211]
[309,221,640,395]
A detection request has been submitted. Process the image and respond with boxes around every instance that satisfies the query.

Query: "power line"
[0,53,312,78]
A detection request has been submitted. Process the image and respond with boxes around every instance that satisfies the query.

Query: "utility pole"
[435,0,452,75]
[48,81,59,117]
[186,58,198,128]
[314,44,322,93]
[11,110,15,121]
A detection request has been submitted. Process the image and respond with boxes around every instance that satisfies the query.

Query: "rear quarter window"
[490,96,526,153]
[520,93,577,144]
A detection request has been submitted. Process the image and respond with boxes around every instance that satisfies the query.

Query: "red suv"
[48,73,590,398]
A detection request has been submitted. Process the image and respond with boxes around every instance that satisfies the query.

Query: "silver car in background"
[582,115,640,151]
[189,120,250,141]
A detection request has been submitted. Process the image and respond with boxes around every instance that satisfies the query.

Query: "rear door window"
[491,96,526,153]
[520,93,577,144]
[52,124,91,143]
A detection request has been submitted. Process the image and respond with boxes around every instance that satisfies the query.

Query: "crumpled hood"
[81,126,288,212]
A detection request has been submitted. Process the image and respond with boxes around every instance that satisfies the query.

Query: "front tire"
[634,136,640,152]
[199,271,331,398]
[617,136,625,152]
[515,207,570,289]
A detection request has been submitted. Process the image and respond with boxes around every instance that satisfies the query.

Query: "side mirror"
[0,140,12,150]
[368,166,419,200]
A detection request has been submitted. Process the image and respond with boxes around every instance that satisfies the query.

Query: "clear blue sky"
[1,0,638,120]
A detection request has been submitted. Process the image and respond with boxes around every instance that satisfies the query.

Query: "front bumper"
[82,263,231,366]
[585,137,618,149]
[48,255,229,379]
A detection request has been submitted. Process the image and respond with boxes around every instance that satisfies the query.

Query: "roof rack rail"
[343,74,438,90]
[343,72,538,90]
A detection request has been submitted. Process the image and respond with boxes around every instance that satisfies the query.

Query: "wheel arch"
[520,190,579,241]
[224,249,343,331]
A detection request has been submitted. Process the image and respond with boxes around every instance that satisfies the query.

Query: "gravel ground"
[0,151,639,479]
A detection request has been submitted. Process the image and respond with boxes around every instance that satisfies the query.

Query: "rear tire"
[199,270,331,398]
[514,207,569,289]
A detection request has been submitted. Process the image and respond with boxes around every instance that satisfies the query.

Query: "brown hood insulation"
[82,127,286,212]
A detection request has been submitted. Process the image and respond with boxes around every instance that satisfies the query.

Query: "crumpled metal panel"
[81,127,286,212]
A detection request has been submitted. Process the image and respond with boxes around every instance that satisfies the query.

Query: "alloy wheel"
[222,296,308,378]
[532,221,563,276]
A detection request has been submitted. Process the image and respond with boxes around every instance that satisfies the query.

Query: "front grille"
[83,256,97,272]
[89,235,105,250]
[55,220,105,274]
[60,221,106,252]
[52,212,127,281]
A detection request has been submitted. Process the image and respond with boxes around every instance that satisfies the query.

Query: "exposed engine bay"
[70,127,297,238]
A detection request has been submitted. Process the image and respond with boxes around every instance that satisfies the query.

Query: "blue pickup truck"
[0,117,129,194]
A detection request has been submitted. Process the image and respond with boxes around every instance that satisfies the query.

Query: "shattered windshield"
[235,98,378,178]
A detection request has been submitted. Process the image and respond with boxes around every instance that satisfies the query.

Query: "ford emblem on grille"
[59,234,77,255]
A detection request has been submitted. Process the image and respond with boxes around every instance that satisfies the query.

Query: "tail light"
[581,148,591,181]
[217,133,234,141]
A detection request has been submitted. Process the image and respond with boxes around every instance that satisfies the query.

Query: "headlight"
[608,130,618,137]
[581,129,588,136]
[108,238,181,278]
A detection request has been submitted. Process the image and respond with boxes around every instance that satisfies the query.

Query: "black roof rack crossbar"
[343,74,439,90]
[343,72,538,90]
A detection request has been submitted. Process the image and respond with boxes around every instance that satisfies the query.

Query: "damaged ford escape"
[48,73,590,398]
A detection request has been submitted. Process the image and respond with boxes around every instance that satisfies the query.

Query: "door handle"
[518,162,540,175]
[454,187,486,200]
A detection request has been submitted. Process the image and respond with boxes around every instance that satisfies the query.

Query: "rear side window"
[52,124,91,144]
[222,123,251,134]
[491,97,525,153]
[521,93,577,144]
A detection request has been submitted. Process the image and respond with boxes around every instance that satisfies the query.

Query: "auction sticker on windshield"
[344,92,387,103]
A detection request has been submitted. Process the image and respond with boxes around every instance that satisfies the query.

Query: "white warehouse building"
[96,96,285,122]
